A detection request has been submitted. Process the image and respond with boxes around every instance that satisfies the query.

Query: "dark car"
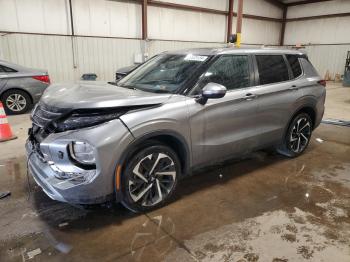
[115,65,138,81]
[0,60,50,114]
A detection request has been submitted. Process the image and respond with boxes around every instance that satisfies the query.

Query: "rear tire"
[121,142,180,213]
[277,113,313,158]
[2,89,32,115]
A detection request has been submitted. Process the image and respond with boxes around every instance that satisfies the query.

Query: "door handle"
[244,93,257,101]
[289,85,299,91]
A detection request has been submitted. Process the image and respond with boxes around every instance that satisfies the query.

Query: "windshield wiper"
[138,79,174,85]
[116,84,137,90]
[136,87,172,94]
[152,89,172,93]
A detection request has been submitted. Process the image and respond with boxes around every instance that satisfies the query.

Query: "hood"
[41,81,172,109]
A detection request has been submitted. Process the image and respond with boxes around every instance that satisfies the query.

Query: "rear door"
[252,54,302,146]
[187,54,260,167]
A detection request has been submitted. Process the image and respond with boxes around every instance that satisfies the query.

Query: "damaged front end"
[26,102,138,204]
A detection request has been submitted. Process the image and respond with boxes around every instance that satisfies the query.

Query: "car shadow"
[31,149,286,232]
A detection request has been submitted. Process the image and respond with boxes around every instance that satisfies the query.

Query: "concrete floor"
[0,82,349,261]
[323,82,350,120]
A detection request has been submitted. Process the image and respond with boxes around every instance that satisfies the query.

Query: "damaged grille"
[31,103,64,128]
[28,103,70,160]
[30,103,70,141]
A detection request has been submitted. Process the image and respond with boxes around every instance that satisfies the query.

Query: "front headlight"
[69,141,96,165]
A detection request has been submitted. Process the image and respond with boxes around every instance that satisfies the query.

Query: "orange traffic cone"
[0,102,17,142]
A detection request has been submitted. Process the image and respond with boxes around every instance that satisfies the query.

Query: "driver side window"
[194,55,250,94]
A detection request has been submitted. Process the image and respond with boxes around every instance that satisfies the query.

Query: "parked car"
[0,60,50,114]
[115,64,138,81]
[26,47,326,212]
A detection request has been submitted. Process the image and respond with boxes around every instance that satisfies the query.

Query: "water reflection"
[130,215,175,261]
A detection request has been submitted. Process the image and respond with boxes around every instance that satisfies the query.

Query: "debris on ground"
[43,229,73,254]
[55,242,72,254]
[316,138,324,143]
[322,118,350,127]
[0,191,11,200]
[58,222,69,228]
[26,248,42,259]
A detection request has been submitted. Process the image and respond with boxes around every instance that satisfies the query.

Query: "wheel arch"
[277,105,316,157]
[118,130,191,179]
[114,130,191,201]
[281,104,316,144]
[290,105,316,129]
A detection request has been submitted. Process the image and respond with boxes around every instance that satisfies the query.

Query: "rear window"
[286,55,302,78]
[0,65,17,73]
[256,55,289,85]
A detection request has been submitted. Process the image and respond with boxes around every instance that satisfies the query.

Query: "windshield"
[117,54,209,93]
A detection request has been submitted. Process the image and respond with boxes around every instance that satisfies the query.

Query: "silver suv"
[26,47,326,212]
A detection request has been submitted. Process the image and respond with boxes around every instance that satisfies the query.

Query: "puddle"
[0,125,349,261]
[165,208,350,262]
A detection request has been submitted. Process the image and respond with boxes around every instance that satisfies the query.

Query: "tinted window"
[0,65,17,73]
[200,55,250,90]
[286,55,302,78]
[256,55,289,85]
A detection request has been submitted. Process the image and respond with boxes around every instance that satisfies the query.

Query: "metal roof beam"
[287,0,333,7]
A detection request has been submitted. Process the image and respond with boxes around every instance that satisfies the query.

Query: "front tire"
[2,90,32,115]
[121,143,180,213]
[277,113,313,158]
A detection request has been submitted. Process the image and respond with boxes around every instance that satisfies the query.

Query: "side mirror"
[196,82,227,104]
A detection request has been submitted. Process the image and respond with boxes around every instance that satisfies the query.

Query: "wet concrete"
[0,124,350,261]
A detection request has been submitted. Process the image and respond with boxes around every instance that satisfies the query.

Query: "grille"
[30,103,71,142]
[31,103,66,128]
[29,104,70,158]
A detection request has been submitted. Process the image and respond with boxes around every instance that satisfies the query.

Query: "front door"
[187,54,260,167]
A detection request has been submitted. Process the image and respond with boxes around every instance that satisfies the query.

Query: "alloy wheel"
[128,152,177,207]
[6,93,27,112]
[289,117,311,153]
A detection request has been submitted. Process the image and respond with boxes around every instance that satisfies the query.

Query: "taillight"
[32,75,50,84]
[318,80,326,87]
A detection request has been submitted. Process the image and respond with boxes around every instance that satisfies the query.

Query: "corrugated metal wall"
[0,34,226,82]
[1,0,348,82]
[0,0,70,35]
[305,45,349,80]
[0,0,283,83]
[148,6,227,43]
[0,33,75,82]
[72,0,142,38]
[284,0,350,79]
[148,40,223,56]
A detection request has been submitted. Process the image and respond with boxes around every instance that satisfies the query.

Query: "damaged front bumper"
[26,118,134,204]
[26,141,112,204]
